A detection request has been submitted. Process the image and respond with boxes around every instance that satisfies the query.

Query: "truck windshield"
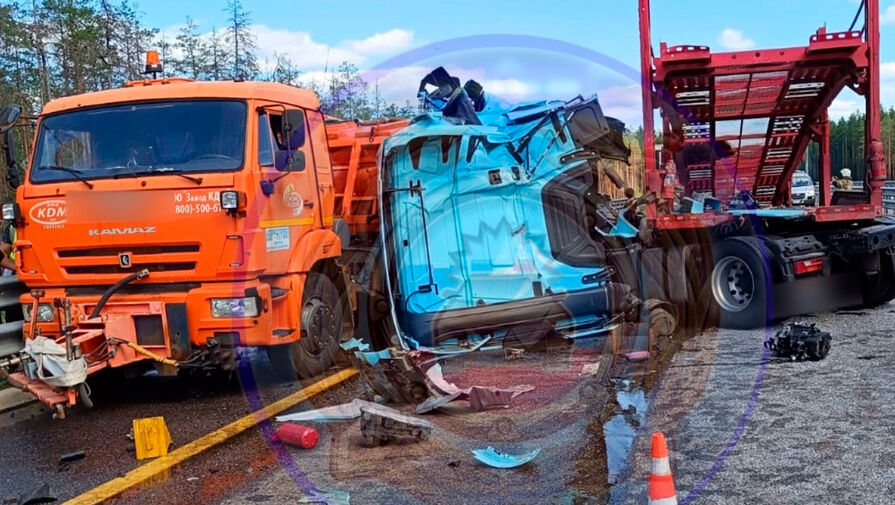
[30,100,246,183]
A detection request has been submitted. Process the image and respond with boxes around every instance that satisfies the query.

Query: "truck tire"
[267,273,342,379]
[863,249,895,307]
[709,239,770,329]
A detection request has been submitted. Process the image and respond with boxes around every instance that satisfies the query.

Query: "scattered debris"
[766,322,832,361]
[273,423,319,449]
[275,399,398,423]
[414,359,534,413]
[581,362,601,377]
[58,450,85,464]
[359,405,432,446]
[297,489,350,505]
[624,351,650,362]
[471,446,541,469]
[132,416,172,460]
[504,347,525,361]
[186,477,199,482]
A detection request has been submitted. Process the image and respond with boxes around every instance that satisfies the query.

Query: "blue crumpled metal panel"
[381,90,631,347]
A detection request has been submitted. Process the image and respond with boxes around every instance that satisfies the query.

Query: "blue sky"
[145,0,895,126]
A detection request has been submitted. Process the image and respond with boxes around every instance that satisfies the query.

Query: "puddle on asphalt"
[604,378,648,485]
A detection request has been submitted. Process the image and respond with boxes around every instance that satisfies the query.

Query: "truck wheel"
[709,239,769,329]
[290,272,343,379]
[863,249,895,307]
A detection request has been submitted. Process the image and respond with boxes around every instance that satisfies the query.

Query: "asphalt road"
[11,300,889,505]
[1,325,660,505]
[610,302,895,505]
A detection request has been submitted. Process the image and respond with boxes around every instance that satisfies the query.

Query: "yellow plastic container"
[132,416,172,460]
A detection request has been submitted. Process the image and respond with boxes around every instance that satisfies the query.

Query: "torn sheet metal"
[471,446,541,469]
[415,359,534,413]
[275,399,398,423]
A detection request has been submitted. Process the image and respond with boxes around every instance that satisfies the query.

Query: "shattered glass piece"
[275,399,398,423]
[297,489,351,505]
[471,446,541,468]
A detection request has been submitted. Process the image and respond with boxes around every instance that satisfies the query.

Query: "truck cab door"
[257,108,318,272]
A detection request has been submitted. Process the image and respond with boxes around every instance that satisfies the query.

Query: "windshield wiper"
[147,167,203,185]
[110,166,203,185]
[36,165,94,189]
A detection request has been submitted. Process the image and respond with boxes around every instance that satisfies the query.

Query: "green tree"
[223,0,256,79]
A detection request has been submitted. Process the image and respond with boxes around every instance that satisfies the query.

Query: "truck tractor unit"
[0,65,406,416]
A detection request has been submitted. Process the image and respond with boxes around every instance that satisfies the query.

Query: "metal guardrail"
[0,275,25,359]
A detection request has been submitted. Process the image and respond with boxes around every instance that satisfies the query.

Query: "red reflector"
[794,258,824,276]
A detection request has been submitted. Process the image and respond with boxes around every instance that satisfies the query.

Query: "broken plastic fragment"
[275,399,398,423]
[297,488,350,505]
[625,351,650,362]
[471,446,541,468]
[359,405,432,446]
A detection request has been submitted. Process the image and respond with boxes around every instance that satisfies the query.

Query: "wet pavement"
[1,321,681,504]
[610,302,895,505]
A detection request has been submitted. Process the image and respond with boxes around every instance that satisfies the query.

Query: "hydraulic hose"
[89,268,150,319]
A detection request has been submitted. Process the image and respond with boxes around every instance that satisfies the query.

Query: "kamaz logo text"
[88,227,156,236]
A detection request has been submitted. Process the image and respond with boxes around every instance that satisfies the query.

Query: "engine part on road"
[766,322,832,361]
[273,423,319,449]
[471,446,541,469]
[359,405,432,446]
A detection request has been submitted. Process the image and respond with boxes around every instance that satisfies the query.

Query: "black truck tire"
[709,238,770,329]
[863,249,895,307]
[266,272,342,379]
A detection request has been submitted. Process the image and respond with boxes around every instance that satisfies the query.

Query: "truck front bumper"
[21,279,293,362]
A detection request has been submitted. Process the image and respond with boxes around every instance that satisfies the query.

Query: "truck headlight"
[220,190,245,210]
[23,303,55,322]
[1,203,19,221]
[210,297,259,318]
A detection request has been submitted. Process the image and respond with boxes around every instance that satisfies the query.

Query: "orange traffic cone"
[648,432,677,505]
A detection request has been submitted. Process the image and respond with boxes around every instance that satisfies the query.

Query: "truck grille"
[64,262,196,275]
[56,244,200,276]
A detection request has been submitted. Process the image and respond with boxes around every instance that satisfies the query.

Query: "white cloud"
[718,28,756,50]
[252,26,415,70]
[882,62,895,80]
[828,97,860,120]
[480,79,535,101]
[882,4,895,24]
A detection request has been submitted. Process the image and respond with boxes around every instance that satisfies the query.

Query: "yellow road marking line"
[62,367,358,505]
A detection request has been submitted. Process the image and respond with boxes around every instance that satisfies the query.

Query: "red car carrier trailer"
[627,0,894,327]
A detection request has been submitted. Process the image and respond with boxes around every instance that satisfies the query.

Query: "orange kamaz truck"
[0,61,406,416]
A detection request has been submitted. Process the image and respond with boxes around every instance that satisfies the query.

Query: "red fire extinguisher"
[273,423,319,449]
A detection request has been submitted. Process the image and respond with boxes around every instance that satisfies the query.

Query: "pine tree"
[223,0,256,79]
[173,16,204,79]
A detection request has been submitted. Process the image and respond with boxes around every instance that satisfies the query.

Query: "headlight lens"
[210,297,259,318]
[220,191,240,210]
[1,203,18,220]
[23,303,55,322]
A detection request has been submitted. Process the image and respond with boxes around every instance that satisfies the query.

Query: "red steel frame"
[638,0,886,228]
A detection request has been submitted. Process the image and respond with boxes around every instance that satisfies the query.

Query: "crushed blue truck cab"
[379,68,636,348]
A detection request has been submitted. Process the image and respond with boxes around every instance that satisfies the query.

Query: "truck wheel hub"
[301,298,336,355]
[712,256,755,313]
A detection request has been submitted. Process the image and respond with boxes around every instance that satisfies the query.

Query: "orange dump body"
[328,119,409,237]
[10,79,405,408]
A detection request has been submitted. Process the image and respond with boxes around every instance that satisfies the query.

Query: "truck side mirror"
[281,109,305,150]
[274,109,306,172]
[0,105,21,133]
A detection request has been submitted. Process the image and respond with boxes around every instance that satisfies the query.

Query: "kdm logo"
[29,200,67,227]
